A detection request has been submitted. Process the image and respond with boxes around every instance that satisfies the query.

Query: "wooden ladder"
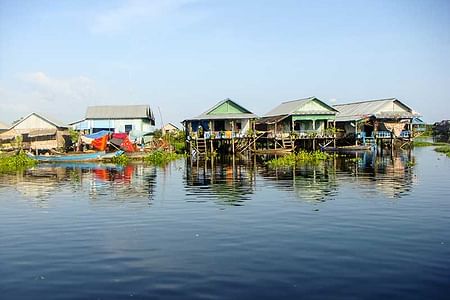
[282,137,294,150]
[196,138,207,155]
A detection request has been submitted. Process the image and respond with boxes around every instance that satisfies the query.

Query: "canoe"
[322,145,373,152]
[27,150,124,162]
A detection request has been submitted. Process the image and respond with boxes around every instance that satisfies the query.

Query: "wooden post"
[333,120,336,148]
[231,120,235,155]
[210,139,213,155]
[274,122,277,150]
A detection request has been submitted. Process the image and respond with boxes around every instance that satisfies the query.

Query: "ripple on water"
[1,151,450,299]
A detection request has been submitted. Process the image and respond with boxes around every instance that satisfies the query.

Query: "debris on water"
[195,234,200,237]
[314,208,319,211]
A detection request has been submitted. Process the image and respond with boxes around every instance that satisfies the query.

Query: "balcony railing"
[190,131,248,139]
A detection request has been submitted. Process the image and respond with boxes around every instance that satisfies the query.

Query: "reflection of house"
[256,97,337,150]
[162,123,180,135]
[0,113,69,151]
[333,98,420,145]
[183,99,258,155]
[70,105,155,140]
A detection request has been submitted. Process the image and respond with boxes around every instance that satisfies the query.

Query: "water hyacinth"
[0,151,37,172]
[434,145,450,157]
[144,150,183,165]
[111,154,130,165]
[267,150,331,168]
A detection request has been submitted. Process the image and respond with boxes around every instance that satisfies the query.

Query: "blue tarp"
[85,130,111,139]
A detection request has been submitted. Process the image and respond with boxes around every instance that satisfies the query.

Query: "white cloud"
[0,72,99,123]
[91,0,196,34]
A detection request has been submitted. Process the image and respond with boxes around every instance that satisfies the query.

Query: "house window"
[215,120,225,131]
[236,122,242,130]
[125,125,133,133]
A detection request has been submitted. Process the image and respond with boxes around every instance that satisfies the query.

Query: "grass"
[413,140,449,147]
[0,151,37,172]
[434,145,450,157]
[267,150,331,168]
[144,150,183,165]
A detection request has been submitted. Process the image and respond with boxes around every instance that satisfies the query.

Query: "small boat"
[27,150,124,162]
[322,145,373,152]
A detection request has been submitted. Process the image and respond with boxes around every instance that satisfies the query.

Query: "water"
[1,148,449,299]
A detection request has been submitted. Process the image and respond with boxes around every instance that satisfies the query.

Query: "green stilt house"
[256,97,338,150]
[183,98,258,155]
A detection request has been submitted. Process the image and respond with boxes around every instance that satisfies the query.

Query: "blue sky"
[1,0,449,125]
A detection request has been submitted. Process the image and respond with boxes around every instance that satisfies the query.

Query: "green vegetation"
[435,145,450,157]
[68,128,80,144]
[165,130,186,154]
[111,153,130,165]
[144,150,183,165]
[267,150,331,167]
[0,151,37,172]
[413,140,449,147]
[413,141,434,147]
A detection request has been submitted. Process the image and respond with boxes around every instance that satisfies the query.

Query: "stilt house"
[183,99,258,155]
[333,98,420,146]
[256,97,338,150]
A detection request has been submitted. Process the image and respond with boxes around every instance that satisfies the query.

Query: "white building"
[70,105,155,140]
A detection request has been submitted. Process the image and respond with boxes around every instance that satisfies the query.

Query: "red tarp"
[91,135,108,151]
[121,136,135,152]
[112,133,128,139]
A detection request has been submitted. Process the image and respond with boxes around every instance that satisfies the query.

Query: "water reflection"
[0,150,416,207]
[0,163,157,203]
[335,150,415,198]
[258,149,415,201]
[184,156,256,206]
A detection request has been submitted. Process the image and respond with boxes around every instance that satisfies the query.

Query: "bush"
[0,151,37,172]
[267,150,331,167]
[144,150,182,165]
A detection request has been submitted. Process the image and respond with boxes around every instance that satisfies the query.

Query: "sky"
[1,0,449,126]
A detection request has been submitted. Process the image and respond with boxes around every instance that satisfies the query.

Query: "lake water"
[1,147,449,299]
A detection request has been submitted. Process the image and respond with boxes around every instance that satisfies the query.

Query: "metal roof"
[333,98,417,122]
[264,97,337,117]
[12,112,68,129]
[185,99,258,121]
[256,115,289,125]
[86,105,155,120]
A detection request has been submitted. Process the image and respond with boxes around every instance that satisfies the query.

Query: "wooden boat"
[252,148,293,155]
[322,145,373,152]
[27,150,124,162]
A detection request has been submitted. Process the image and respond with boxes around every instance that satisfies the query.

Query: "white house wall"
[78,119,154,133]
[14,115,56,130]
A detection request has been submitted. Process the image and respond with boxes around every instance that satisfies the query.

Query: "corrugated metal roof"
[86,105,154,120]
[264,97,337,117]
[256,115,289,125]
[185,99,257,121]
[333,98,416,122]
[12,113,68,129]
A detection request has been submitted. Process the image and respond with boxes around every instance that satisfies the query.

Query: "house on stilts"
[255,97,338,151]
[183,99,258,155]
[333,98,420,148]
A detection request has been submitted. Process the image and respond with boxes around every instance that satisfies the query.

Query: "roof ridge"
[281,96,315,104]
[334,98,396,106]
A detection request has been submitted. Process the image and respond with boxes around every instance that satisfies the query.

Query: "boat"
[321,145,373,152]
[27,150,124,162]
